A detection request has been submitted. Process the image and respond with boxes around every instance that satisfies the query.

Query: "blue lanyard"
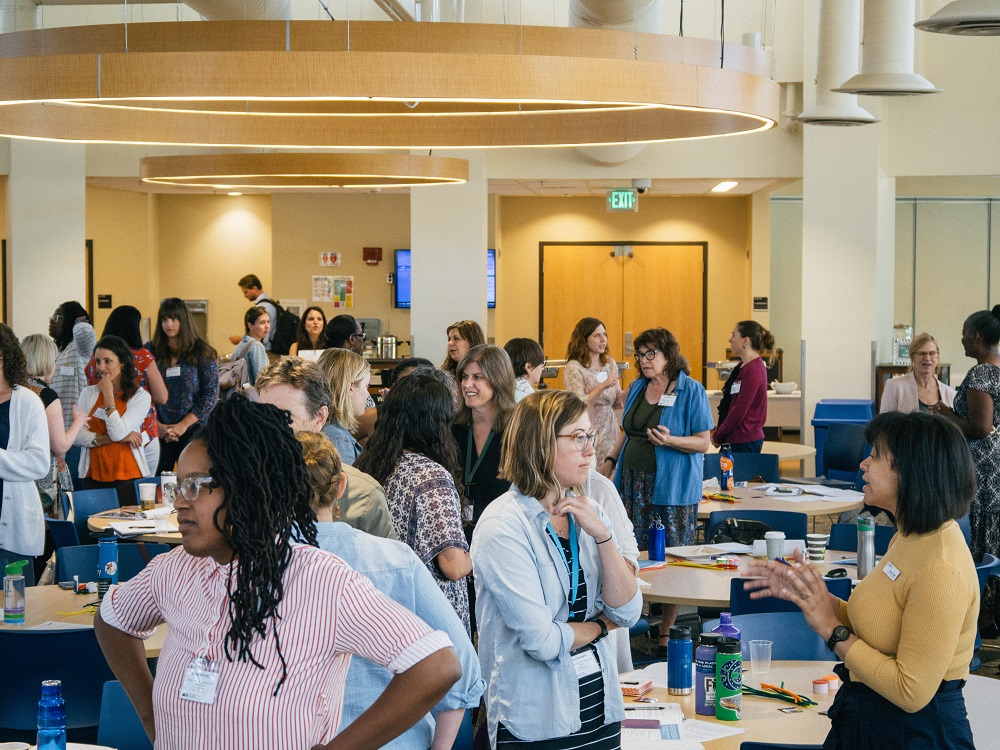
[546,514,580,608]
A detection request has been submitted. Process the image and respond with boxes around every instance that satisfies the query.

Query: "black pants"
[156,429,197,474]
[730,440,764,453]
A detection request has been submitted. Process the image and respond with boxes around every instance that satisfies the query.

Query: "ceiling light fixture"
[140,153,469,191]
[915,0,1000,35]
[227,191,243,196]
[0,20,779,149]
[711,181,739,193]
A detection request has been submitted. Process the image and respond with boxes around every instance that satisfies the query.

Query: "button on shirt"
[101,544,452,750]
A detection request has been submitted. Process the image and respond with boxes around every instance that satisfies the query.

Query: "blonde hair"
[908,332,941,376]
[21,333,57,379]
[499,389,588,501]
[296,431,343,518]
[318,347,370,432]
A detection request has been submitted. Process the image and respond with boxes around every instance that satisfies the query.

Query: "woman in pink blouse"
[563,317,624,462]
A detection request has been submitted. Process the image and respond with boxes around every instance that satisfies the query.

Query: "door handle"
[625,331,633,357]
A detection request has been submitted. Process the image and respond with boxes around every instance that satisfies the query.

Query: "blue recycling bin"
[811,399,875,477]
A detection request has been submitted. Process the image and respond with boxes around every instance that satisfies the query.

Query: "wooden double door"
[540,242,707,391]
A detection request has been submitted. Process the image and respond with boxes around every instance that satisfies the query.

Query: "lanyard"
[545,514,580,608]
[465,428,495,486]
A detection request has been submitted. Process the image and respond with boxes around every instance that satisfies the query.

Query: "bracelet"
[604,456,617,467]
[589,617,609,642]
[595,535,613,545]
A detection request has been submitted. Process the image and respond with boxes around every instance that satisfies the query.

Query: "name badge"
[572,648,601,679]
[883,562,900,581]
[731,382,742,395]
[60,366,75,376]
[166,366,182,378]
[180,656,221,704]
[658,394,677,408]
[595,371,608,383]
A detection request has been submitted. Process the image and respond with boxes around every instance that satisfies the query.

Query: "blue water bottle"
[97,536,119,600]
[648,516,666,561]
[37,679,67,750]
[667,626,694,695]
[720,443,734,491]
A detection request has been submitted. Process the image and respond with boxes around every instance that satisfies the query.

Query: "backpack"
[218,354,251,401]
[268,300,300,356]
[708,517,773,546]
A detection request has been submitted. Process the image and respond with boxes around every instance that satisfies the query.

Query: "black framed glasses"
[557,431,598,451]
[635,349,662,361]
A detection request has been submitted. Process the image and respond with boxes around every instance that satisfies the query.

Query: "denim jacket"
[471,489,642,746]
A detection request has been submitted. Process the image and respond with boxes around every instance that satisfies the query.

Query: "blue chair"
[704,453,780,483]
[0,628,115,733]
[97,680,153,750]
[56,543,170,583]
[45,517,81,550]
[828,522,896,556]
[703,612,830,661]
[133,477,161,503]
[958,515,972,546]
[782,423,869,490]
[740,743,823,750]
[728,577,852,616]
[972,553,1000,670]
[707,510,809,541]
[67,488,120,543]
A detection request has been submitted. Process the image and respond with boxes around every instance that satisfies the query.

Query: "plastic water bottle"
[720,444,734,491]
[710,612,741,644]
[695,632,722,715]
[647,517,666,561]
[857,512,875,579]
[666,626,693,695]
[37,679,67,750]
[3,559,28,626]
[97,536,119,600]
[715,637,742,721]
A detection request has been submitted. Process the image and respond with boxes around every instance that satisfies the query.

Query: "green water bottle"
[715,636,742,720]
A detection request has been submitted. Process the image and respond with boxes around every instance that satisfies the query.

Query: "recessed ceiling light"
[711,181,739,193]
[227,191,243,196]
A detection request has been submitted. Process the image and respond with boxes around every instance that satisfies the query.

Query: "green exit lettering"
[607,188,638,212]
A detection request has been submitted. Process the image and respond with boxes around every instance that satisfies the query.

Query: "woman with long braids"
[94,397,461,749]
[356,367,473,633]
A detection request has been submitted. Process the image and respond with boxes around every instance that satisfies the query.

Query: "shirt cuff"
[99,586,157,640]
[385,630,454,675]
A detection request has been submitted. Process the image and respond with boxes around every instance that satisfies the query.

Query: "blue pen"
[776,557,792,567]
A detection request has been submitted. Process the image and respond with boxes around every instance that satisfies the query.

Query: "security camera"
[632,178,652,194]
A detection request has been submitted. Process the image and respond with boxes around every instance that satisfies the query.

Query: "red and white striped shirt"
[101,544,452,750]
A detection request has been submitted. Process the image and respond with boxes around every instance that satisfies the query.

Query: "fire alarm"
[363,247,383,265]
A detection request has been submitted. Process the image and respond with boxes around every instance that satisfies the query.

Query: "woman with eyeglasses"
[94,396,462,749]
[288,305,328,357]
[317,347,371,466]
[472,390,641,750]
[149,298,219,473]
[712,320,775,452]
[880,332,956,414]
[441,320,485,376]
[564,317,624,462]
[48,300,96,430]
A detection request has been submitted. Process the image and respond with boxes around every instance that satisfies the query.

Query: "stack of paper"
[108,520,178,537]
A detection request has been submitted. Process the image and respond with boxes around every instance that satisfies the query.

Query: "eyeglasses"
[635,349,662,361]
[557,431,598,451]
[912,350,939,358]
[49,314,63,322]
[178,476,216,502]
[350,332,365,341]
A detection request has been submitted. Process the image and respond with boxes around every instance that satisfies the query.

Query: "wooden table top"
[87,505,183,545]
[1,585,165,658]
[698,484,863,520]
[639,550,856,607]
[708,441,817,462]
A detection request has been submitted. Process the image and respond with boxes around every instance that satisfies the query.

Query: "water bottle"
[857,512,875,579]
[715,637,742,721]
[97,536,119,600]
[666,626,693,695]
[710,612,741,644]
[647,516,666,561]
[37,679,67,750]
[4,560,28,626]
[695,632,722,715]
[720,444,734,491]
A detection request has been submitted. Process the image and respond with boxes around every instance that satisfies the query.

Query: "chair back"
[729,576,852,616]
[56,543,170,583]
[707,510,809,541]
[67,488,120,544]
[98,680,153,750]
[45,517,82,550]
[976,553,1000,591]
[0,628,115,731]
[702,612,830,661]
[828,523,896,556]
[704,453,780,483]
[822,423,869,486]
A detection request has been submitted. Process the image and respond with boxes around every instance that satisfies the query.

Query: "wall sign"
[320,252,341,267]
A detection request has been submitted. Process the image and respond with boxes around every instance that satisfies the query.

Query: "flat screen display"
[394,248,496,309]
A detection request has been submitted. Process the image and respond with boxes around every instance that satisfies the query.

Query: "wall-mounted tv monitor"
[394,248,496,309]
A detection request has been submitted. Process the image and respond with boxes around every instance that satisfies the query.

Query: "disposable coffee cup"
[764,531,786,561]
[138,482,157,511]
[806,533,829,547]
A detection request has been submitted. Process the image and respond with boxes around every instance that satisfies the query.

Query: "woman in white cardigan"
[75,335,152,506]
[880,332,956,414]
[0,324,52,566]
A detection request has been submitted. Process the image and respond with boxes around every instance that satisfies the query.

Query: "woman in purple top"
[713,321,775,453]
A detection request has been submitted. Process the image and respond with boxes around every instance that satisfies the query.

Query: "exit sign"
[607,188,638,212]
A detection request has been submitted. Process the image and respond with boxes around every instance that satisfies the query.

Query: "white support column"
[6,139,87,337]
[0,0,38,33]
[410,151,488,359]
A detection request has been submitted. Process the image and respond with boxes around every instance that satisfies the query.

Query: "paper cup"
[764,531,786,561]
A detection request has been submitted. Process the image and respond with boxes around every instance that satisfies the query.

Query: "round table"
[699,484,863,521]
[87,505,182,545]
[708,440,818,473]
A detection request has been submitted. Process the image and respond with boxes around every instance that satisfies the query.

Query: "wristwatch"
[826,625,851,652]
[589,618,608,643]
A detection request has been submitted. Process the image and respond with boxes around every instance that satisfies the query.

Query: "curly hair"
[151,297,216,366]
[633,327,689,381]
[54,300,90,352]
[440,320,486,374]
[355,367,466,517]
[94,335,140,402]
[565,317,614,369]
[296,431,343,519]
[294,306,328,351]
[317,347,370,433]
[188,396,317,695]
[0,324,30,387]
[453,345,517,433]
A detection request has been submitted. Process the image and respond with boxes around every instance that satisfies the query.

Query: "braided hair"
[189,395,317,695]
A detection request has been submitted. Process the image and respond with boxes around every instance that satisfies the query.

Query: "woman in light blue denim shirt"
[471,390,642,750]
[231,306,270,389]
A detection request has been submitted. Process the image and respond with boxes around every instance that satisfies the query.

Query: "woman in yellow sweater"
[746,410,978,749]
